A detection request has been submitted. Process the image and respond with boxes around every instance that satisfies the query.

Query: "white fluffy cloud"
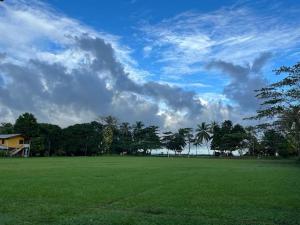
[0,0,148,82]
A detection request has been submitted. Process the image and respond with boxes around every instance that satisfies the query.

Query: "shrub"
[0,150,8,157]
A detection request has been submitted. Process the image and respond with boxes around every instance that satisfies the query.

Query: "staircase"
[10,147,24,156]
[9,144,30,157]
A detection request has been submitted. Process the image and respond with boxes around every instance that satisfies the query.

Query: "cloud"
[0,52,6,60]
[138,3,299,116]
[0,1,170,127]
[0,0,148,83]
[140,4,300,76]
[206,52,272,111]
[78,36,207,123]
[0,31,206,128]
[252,52,273,73]
[0,48,156,127]
[0,0,280,129]
[158,81,211,88]
[142,82,202,117]
[77,36,204,116]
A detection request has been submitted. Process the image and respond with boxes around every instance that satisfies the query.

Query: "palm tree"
[119,122,132,154]
[209,121,218,155]
[132,121,145,152]
[181,128,193,157]
[210,121,218,133]
[98,115,118,128]
[120,122,130,131]
[161,131,173,157]
[143,126,161,155]
[193,137,200,156]
[195,122,211,155]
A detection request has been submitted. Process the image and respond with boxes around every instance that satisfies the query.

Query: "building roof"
[0,134,22,139]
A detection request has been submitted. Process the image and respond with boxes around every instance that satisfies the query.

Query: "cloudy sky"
[0,0,299,129]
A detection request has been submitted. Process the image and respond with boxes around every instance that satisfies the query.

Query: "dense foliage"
[248,62,300,157]
[0,111,296,157]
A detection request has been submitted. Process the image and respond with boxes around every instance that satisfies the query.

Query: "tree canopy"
[248,62,300,156]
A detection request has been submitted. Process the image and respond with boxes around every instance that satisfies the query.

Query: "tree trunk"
[296,131,300,159]
[48,140,51,156]
[206,142,210,156]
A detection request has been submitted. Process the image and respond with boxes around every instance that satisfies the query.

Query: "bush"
[278,148,289,158]
[278,140,295,158]
[0,150,8,157]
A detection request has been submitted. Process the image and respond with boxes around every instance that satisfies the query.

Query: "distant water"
[151,146,246,156]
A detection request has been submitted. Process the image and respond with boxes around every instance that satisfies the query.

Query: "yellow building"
[0,134,30,157]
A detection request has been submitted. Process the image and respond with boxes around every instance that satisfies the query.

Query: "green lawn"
[0,157,299,225]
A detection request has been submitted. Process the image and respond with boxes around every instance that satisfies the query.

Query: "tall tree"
[279,106,300,156]
[161,130,186,156]
[132,121,145,153]
[229,124,247,155]
[62,123,102,156]
[248,62,300,156]
[210,123,222,154]
[173,129,187,155]
[102,127,113,154]
[195,122,211,155]
[210,121,218,133]
[142,126,161,155]
[245,126,258,156]
[181,128,193,157]
[193,137,200,156]
[118,122,132,154]
[261,129,286,156]
[14,113,39,140]
[39,123,62,156]
[0,123,14,134]
[219,120,233,153]
[99,116,118,154]
[161,131,173,157]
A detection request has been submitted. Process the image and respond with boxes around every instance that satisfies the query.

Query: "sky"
[0,0,300,130]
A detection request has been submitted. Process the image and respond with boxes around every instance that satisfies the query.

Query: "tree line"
[0,113,297,157]
[0,62,299,158]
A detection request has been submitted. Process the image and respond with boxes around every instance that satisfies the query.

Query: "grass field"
[0,157,300,225]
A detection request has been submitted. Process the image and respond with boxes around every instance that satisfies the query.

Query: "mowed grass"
[0,157,300,225]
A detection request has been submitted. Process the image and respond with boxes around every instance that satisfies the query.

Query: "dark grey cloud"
[77,36,204,117]
[206,52,272,111]
[0,36,204,127]
[111,92,164,126]
[0,59,159,125]
[77,36,140,93]
[0,53,6,61]
[142,82,201,117]
[0,60,113,123]
[252,52,272,73]
[207,61,250,81]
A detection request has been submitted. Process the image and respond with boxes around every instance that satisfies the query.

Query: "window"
[19,140,24,144]
[1,139,4,145]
